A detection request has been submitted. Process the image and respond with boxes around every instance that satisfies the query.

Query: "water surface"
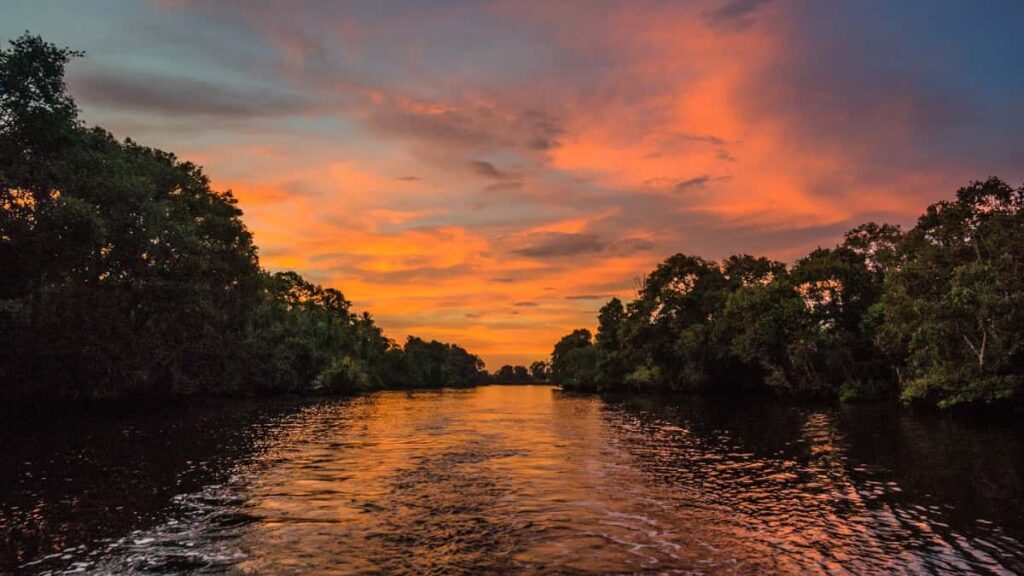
[2,386,1022,574]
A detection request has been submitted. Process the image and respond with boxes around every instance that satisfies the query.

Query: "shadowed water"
[2,386,1022,574]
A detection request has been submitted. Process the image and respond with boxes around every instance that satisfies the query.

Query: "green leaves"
[882,179,1024,407]
[551,329,599,390]
[550,179,1024,409]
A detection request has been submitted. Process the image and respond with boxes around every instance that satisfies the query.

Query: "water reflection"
[0,398,313,573]
[2,386,1022,574]
[600,397,1023,573]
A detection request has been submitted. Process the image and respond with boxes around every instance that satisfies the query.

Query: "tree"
[718,271,806,393]
[550,329,598,390]
[881,178,1024,407]
[529,361,550,382]
[549,178,1024,409]
[0,33,82,199]
[842,222,903,281]
[722,254,786,288]
[594,298,628,389]
[401,337,488,389]
[0,34,491,400]
[626,254,729,391]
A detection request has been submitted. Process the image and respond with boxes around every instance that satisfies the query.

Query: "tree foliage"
[491,363,541,384]
[550,329,599,390]
[881,178,1024,407]
[550,180,1024,409]
[0,34,489,399]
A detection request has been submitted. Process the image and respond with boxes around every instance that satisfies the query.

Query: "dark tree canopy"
[0,34,489,399]
[550,179,1024,409]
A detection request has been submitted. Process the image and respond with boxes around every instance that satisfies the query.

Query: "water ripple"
[5,387,1023,574]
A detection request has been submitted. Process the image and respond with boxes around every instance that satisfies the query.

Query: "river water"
[2,385,1023,574]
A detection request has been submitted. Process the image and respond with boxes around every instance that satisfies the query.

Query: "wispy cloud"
[674,175,731,193]
[704,0,775,31]
[71,69,312,118]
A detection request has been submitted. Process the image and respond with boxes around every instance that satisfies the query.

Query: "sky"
[4,0,1024,368]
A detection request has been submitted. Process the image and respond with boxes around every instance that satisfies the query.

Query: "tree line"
[551,180,1024,409]
[488,361,550,384]
[0,35,492,400]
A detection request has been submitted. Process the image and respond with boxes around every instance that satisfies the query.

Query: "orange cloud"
[123,0,992,368]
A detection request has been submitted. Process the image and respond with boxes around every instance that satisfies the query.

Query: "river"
[2,385,1022,574]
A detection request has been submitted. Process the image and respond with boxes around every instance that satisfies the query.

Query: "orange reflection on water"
[57,386,1024,574]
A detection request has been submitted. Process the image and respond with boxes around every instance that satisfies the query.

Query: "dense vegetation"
[552,181,1024,409]
[0,35,490,400]
[488,361,550,384]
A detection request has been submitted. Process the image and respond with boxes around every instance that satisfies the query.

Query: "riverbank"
[558,385,1024,420]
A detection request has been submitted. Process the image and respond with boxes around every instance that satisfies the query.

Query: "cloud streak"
[705,0,776,31]
[71,69,312,118]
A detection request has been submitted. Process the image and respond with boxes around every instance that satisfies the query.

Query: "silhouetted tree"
[0,34,490,399]
[548,179,1024,409]
[550,329,598,390]
[529,361,550,382]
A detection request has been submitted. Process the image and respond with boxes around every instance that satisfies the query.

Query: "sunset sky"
[5,0,1023,368]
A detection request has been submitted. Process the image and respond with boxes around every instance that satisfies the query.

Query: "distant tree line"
[488,361,550,384]
[0,35,490,400]
[552,179,1024,409]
